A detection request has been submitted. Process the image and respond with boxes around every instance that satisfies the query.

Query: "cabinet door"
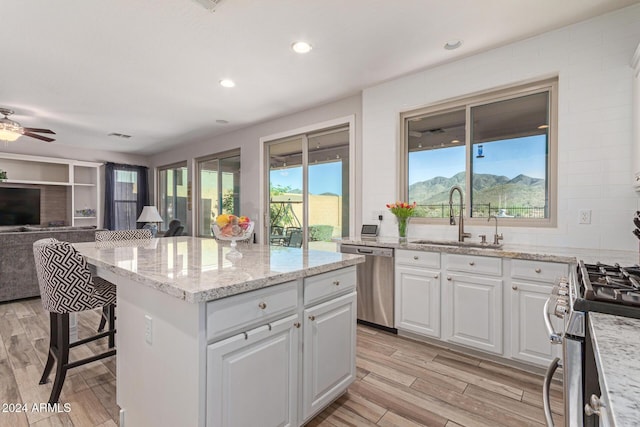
[511,281,562,366]
[207,314,299,427]
[444,273,503,354]
[395,265,441,337]
[302,291,356,422]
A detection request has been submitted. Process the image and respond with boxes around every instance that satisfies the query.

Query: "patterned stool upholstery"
[33,238,117,404]
[94,229,152,331]
[95,228,153,241]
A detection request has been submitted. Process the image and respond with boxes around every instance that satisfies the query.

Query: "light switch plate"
[144,314,153,345]
[579,209,591,224]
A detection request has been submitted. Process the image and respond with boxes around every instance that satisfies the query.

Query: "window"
[196,150,241,237]
[157,162,188,231]
[266,126,350,250]
[104,163,149,230]
[402,79,557,226]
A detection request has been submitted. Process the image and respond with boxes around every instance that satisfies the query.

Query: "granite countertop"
[340,237,639,265]
[588,312,640,427]
[74,237,364,303]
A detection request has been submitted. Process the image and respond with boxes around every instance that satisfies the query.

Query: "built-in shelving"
[0,153,102,227]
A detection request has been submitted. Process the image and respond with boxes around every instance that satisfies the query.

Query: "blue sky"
[270,162,343,195]
[409,135,547,184]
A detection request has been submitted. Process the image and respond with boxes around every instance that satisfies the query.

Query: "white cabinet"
[632,43,640,189]
[509,260,566,366]
[207,314,299,427]
[206,267,357,427]
[443,271,503,354]
[395,250,441,337]
[302,291,356,422]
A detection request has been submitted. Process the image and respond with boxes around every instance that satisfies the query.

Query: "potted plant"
[0,169,7,181]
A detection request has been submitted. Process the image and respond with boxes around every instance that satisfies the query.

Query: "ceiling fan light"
[0,121,23,142]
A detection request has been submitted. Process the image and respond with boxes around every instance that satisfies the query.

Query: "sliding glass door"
[266,126,349,250]
[157,162,188,232]
[197,150,241,237]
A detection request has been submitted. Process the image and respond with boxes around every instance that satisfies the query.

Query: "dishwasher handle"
[339,245,393,257]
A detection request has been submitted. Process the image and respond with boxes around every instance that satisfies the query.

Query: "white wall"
[149,95,362,240]
[362,5,640,251]
[0,140,148,165]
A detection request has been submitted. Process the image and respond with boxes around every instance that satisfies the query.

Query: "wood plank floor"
[0,298,564,427]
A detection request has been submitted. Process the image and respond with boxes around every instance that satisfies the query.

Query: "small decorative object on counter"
[75,208,96,217]
[0,169,7,181]
[386,201,417,243]
[212,214,254,259]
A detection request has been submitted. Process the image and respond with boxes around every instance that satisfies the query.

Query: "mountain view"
[409,172,546,217]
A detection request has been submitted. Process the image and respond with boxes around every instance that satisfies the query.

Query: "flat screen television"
[0,187,41,226]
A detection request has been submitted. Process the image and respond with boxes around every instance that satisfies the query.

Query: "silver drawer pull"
[512,284,518,290]
[447,276,452,281]
[258,302,267,310]
[535,268,542,273]
[293,322,301,328]
[413,256,419,260]
[308,315,316,321]
[333,280,340,286]
[469,261,475,266]
[434,274,439,279]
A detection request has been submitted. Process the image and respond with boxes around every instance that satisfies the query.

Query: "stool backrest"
[95,229,152,242]
[164,219,183,237]
[33,238,98,314]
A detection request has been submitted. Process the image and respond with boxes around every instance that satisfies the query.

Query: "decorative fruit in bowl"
[212,215,254,240]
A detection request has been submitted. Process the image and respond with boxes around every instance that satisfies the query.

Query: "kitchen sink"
[409,239,503,249]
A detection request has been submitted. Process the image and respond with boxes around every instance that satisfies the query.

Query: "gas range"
[573,260,640,319]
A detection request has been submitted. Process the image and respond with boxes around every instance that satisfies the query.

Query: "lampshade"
[137,206,164,223]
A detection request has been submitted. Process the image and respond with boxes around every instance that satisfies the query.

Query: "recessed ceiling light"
[451,139,460,144]
[291,41,313,54]
[216,119,229,124]
[219,79,235,88]
[538,124,549,129]
[444,40,463,50]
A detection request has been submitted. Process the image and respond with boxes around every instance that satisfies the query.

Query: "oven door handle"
[543,356,561,427]
[543,296,563,344]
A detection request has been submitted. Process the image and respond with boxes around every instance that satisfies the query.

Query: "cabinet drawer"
[304,266,356,306]
[396,249,440,269]
[446,254,502,276]
[207,281,298,341]
[511,259,568,283]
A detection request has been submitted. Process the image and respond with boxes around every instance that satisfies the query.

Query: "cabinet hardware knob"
[309,315,316,321]
[258,302,267,310]
[333,280,340,286]
[512,285,518,290]
[469,261,475,266]
[447,276,452,281]
[293,322,301,328]
[535,268,541,273]
[413,256,419,260]
[434,275,439,279]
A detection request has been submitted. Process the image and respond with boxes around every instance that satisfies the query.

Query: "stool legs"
[40,312,70,404]
[98,306,108,332]
[107,304,116,348]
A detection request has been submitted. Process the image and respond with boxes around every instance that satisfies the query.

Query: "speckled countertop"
[74,237,364,303]
[589,313,640,427]
[340,237,639,265]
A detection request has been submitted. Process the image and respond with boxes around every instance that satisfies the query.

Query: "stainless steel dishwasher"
[340,244,395,331]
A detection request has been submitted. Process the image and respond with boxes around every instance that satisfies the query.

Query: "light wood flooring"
[0,298,564,427]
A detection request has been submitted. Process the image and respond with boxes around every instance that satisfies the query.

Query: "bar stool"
[94,229,152,331]
[33,238,117,404]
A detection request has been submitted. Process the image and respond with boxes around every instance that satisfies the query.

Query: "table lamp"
[136,206,164,237]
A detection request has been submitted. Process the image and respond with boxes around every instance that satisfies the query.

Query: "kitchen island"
[74,236,364,427]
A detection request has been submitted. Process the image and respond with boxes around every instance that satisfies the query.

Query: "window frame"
[156,161,188,232]
[399,78,558,228]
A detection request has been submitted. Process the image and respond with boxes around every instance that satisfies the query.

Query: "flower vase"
[397,217,408,243]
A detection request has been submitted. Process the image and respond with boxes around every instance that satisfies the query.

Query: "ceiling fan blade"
[23,132,55,142]
[23,127,56,134]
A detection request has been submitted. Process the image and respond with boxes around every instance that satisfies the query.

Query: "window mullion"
[465,105,472,219]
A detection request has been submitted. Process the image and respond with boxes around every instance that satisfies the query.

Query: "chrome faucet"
[448,186,471,242]
[488,215,503,245]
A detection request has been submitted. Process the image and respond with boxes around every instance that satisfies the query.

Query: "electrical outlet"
[579,209,591,224]
[144,314,153,345]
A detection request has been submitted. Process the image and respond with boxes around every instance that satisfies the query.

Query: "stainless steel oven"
[543,261,640,426]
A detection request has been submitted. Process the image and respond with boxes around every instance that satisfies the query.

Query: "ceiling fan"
[0,108,56,143]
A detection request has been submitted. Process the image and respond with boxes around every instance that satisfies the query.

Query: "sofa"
[0,226,104,302]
